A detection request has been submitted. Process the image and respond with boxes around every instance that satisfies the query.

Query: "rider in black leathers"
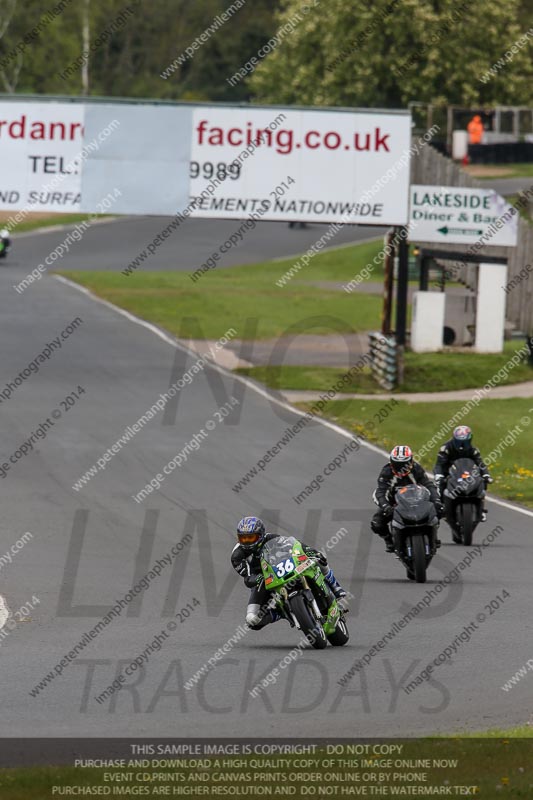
[0,228,11,258]
[371,445,443,552]
[433,426,492,519]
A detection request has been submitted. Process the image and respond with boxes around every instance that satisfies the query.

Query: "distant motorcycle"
[390,485,439,583]
[0,229,11,259]
[443,458,486,545]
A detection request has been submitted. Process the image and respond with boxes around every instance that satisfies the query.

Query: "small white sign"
[409,185,518,247]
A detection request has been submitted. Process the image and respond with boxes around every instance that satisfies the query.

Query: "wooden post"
[382,230,394,335]
[395,228,409,385]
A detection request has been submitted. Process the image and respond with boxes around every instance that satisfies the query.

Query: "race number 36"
[275,559,295,577]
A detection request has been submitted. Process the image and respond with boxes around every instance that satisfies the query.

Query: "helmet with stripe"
[389,445,413,477]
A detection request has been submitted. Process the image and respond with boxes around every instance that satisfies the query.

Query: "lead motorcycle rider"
[231,516,348,630]
[371,445,444,552]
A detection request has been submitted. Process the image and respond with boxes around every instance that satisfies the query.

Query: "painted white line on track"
[0,595,10,631]
[53,274,533,521]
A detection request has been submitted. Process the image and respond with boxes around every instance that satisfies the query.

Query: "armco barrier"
[369,331,398,390]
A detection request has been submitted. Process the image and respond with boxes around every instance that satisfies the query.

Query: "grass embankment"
[236,341,533,394]
[0,213,112,233]
[60,239,386,340]
[302,397,533,508]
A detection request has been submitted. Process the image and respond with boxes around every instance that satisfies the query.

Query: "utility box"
[475,263,507,352]
[411,292,446,352]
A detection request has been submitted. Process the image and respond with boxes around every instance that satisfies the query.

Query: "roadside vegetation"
[60,239,386,340]
[236,341,533,394]
[302,397,533,508]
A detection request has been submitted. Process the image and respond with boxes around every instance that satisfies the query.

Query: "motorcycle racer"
[231,516,348,630]
[371,445,444,552]
[433,426,492,520]
[0,228,11,258]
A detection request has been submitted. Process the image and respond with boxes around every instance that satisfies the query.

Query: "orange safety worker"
[467,115,484,145]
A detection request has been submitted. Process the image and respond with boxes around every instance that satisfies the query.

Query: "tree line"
[0,0,531,107]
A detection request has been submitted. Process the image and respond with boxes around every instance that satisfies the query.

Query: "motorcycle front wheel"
[458,503,475,545]
[411,535,427,583]
[289,595,327,649]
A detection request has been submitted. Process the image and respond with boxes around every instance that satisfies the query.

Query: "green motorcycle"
[260,535,349,649]
[0,230,11,259]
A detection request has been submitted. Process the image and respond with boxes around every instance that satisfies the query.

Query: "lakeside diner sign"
[408,184,518,247]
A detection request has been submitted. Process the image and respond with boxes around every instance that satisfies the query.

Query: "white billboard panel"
[0,101,84,212]
[80,104,192,215]
[0,100,411,223]
[189,107,411,224]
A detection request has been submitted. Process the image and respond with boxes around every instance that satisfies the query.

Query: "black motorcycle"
[0,230,11,259]
[443,458,486,545]
[390,485,439,583]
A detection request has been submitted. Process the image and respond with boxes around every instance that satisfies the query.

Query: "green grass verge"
[60,240,388,340]
[236,341,533,393]
[453,725,533,737]
[301,397,533,508]
[476,162,533,180]
[1,213,113,234]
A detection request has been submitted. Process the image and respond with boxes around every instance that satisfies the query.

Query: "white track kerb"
[53,274,533,523]
[0,596,10,631]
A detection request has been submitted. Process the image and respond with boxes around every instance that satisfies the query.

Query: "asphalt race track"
[0,218,532,738]
[15,215,387,273]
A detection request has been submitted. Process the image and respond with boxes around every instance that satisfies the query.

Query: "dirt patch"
[463,165,514,178]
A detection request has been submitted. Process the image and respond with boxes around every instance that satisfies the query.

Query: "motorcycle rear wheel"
[289,595,327,649]
[411,535,427,583]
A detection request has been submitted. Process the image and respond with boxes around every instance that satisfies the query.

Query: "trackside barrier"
[369,331,398,390]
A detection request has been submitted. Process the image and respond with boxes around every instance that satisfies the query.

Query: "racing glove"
[304,547,327,566]
[244,573,263,589]
[435,501,445,519]
[381,503,393,516]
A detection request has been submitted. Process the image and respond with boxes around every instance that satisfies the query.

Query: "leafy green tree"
[0,0,282,101]
[250,0,533,107]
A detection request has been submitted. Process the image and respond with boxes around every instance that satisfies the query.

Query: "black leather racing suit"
[370,462,440,538]
[433,441,490,495]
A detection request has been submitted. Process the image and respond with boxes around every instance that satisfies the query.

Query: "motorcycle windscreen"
[261,536,299,567]
[448,458,483,493]
[394,485,434,524]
